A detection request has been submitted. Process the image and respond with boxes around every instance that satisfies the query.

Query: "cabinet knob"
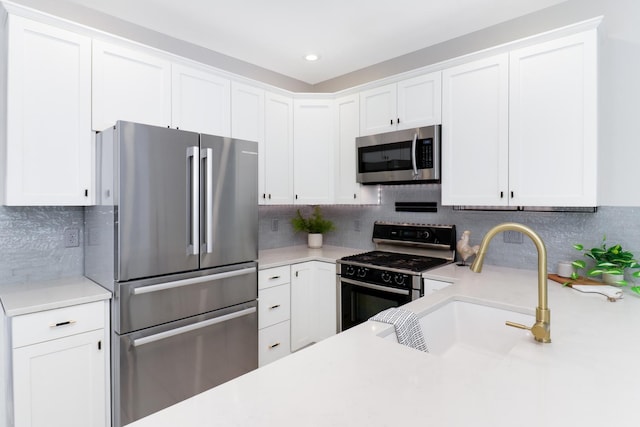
[269,275,281,280]
[500,191,504,199]
[390,119,393,125]
[511,191,514,198]
[397,118,400,124]
[269,304,281,310]
[353,194,357,199]
[268,342,281,349]
[49,320,76,328]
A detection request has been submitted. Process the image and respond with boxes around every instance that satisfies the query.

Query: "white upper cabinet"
[360,72,442,136]
[263,92,294,204]
[2,15,92,206]
[171,63,231,136]
[231,82,265,202]
[293,98,334,204]
[441,54,510,206]
[334,95,379,205]
[508,31,598,207]
[442,29,598,207]
[92,40,171,131]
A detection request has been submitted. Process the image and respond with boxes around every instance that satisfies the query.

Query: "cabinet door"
[92,40,171,131]
[264,92,294,204]
[359,83,397,136]
[396,72,442,130]
[441,54,509,206]
[290,261,336,352]
[13,329,107,427]
[4,15,92,206]
[231,83,265,203]
[334,95,379,205]
[293,99,334,204]
[509,31,597,206]
[171,63,230,136]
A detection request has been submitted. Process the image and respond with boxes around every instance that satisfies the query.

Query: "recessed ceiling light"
[305,53,320,62]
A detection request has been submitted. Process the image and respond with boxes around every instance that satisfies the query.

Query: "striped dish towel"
[370,308,428,352]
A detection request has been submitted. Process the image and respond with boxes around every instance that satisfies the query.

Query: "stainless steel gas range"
[337,222,456,331]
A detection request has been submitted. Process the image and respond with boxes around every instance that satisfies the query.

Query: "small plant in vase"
[291,206,336,248]
[572,235,640,295]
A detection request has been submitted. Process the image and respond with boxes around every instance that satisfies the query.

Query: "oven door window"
[341,280,412,331]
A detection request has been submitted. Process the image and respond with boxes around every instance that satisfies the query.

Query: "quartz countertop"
[258,245,363,269]
[128,264,640,427]
[0,276,111,316]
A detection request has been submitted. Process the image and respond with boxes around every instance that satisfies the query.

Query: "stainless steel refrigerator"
[85,121,259,427]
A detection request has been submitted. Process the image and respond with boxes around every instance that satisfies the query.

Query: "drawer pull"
[269,342,281,349]
[269,304,281,310]
[50,320,76,328]
[269,275,281,280]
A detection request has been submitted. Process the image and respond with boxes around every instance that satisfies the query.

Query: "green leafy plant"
[291,206,336,234]
[572,235,640,294]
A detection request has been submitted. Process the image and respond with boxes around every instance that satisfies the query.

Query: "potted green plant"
[572,235,640,294]
[291,206,336,248]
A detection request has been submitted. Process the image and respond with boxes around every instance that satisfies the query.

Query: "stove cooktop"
[339,250,450,273]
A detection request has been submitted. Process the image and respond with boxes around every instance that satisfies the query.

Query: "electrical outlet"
[503,231,523,244]
[271,219,279,232]
[64,228,80,247]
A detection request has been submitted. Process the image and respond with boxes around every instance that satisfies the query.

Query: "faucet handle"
[505,320,530,330]
[506,320,551,343]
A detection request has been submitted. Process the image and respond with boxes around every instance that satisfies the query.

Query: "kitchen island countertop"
[128,263,640,427]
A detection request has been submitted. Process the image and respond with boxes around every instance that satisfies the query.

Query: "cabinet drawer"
[258,320,291,367]
[259,283,290,329]
[11,300,106,348]
[258,266,290,290]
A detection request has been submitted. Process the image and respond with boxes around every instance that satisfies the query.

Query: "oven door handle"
[341,277,410,296]
[131,307,257,347]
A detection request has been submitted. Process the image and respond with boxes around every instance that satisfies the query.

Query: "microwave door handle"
[187,146,200,255]
[411,132,418,178]
[201,148,214,254]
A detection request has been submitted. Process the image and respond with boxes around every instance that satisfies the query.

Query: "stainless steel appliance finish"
[337,222,455,331]
[356,125,441,185]
[85,121,259,427]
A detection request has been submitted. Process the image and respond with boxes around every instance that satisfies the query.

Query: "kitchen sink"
[383,299,535,361]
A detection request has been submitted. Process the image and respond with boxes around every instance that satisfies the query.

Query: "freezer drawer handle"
[132,266,257,295]
[132,306,257,347]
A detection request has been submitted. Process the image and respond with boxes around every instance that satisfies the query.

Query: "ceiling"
[64,0,568,85]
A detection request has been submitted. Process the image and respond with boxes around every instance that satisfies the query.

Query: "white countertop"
[128,263,640,427]
[258,245,362,269]
[0,276,111,316]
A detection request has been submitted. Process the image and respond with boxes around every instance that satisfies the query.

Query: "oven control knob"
[381,272,392,283]
[357,267,368,278]
[345,265,355,276]
[394,274,406,285]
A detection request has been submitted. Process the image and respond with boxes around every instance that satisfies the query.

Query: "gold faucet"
[470,222,551,343]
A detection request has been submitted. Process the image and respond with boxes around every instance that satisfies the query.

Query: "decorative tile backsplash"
[0,206,84,285]
[260,185,640,275]
[1,185,638,286]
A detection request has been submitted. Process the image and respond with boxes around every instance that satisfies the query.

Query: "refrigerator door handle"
[131,266,257,295]
[187,146,200,255]
[131,306,257,347]
[201,147,214,254]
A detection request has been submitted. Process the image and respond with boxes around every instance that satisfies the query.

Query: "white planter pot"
[603,272,624,285]
[308,233,323,249]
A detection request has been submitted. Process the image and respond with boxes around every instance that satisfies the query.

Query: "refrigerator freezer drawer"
[114,300,258,427]
[114,263,257,334]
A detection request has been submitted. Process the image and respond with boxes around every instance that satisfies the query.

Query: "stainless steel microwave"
[356,125,441,185]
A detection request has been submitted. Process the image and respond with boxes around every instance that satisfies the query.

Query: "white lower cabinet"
[290,261,337,352]
[258,266,291,366]
[8,300,110,427]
